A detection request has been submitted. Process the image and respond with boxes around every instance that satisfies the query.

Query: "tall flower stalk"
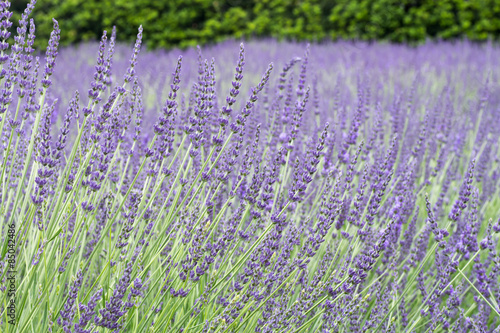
[0,1,499,332]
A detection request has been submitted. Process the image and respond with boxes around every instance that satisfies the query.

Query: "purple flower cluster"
[1,1,500,332]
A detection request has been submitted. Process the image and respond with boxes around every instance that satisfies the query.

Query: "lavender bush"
[1,1,500,332]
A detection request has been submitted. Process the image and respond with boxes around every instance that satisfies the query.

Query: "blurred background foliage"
[12,0,500,49]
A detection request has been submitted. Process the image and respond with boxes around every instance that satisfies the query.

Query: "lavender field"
[2,3,500,333]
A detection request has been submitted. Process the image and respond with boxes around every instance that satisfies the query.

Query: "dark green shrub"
[12,0,500,49]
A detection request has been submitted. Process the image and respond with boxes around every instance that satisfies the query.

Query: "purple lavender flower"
[95,261,134,330]
[41,19,60,88]
[74,288,102,333]
[57,270,83,333]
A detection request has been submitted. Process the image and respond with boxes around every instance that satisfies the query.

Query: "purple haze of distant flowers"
[0,0,499,332]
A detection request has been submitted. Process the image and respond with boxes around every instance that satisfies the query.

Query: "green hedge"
[12,0,500,49]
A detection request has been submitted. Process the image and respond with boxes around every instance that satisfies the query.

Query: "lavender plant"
[1,1,500,332]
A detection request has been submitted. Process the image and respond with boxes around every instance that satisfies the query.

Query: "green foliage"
[328,0,500,42]
[247,0,326,41]
[12,0,500,49]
